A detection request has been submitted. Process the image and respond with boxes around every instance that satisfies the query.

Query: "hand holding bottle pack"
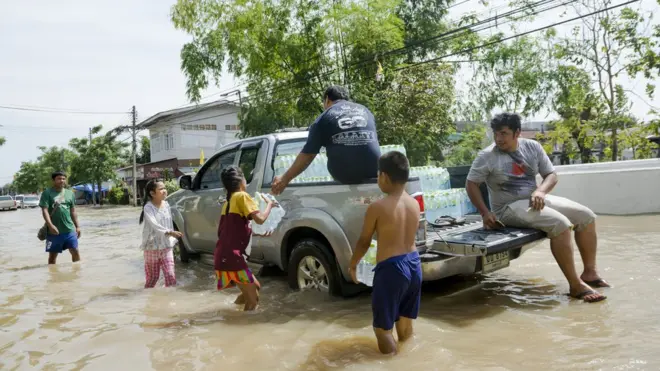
[251,192,286,236]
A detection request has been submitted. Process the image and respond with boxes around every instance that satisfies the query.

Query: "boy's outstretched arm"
[349,203,378,283]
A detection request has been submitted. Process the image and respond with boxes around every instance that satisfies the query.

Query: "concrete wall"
[542,158,660,215]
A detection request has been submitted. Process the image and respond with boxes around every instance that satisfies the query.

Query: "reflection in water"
[1,207,660,370]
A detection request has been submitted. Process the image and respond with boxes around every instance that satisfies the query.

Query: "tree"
[468,34,555,118]
[138,136,151,164]
[1,182,16,195]
[541,65,601,164]
[170,0,462,138]
[442,125,488,166]
[374,63,456,166]
[554,0,652,161]
[0,137,5,146]
[69,125,127,204]
[13,161,44,194]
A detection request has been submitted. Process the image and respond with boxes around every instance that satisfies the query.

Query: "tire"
[287,238,340,296]
[173,225,192,263]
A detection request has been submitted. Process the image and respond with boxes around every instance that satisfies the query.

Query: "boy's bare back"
[372,191,420,263]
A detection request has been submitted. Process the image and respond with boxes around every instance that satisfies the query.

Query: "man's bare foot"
[570,283,606,303]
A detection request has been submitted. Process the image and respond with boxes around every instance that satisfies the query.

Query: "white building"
[139,100,241,171]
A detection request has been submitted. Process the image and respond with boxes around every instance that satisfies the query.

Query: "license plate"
[482,251,510,273]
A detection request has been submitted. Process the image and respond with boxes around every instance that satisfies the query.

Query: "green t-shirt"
[39,188,76,234]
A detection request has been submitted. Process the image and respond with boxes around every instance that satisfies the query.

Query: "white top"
[140,201,178,251]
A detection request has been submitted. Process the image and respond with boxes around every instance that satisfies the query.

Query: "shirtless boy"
[349,151,422,355]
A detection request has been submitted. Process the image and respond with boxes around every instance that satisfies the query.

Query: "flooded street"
[1,207,659,370]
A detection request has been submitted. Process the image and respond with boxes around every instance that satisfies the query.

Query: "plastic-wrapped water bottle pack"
[379,144,407,156]
[424,188,477,223]
[273,144,408,184]
[356,240,378,286]
[251,192,286,235]
[410,166,451,193]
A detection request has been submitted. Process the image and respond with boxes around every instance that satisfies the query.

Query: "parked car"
[21,195,40,208]
[14,194,24,208]
[167,131,546,297]
[0,195,18,211]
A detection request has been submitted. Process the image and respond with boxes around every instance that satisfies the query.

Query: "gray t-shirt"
[467,138,555,215]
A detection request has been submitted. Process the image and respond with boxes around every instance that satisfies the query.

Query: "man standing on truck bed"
[271,85,381,194]
[466,113,610,303]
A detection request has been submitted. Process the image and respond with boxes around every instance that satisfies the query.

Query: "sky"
[0,0,237,185]
[1,0,658,184]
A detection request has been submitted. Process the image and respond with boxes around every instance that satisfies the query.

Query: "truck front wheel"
[287,238,340,296]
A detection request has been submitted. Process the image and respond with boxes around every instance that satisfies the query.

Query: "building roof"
[138,100,240,129]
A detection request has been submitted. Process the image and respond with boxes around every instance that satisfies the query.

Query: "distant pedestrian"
[40,171,81,265]
[139,179,182,288]
[215,166,275,311]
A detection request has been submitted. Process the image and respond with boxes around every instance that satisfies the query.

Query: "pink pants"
[144,248,176,288]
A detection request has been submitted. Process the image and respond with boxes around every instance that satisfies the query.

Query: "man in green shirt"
[39,171,81,264]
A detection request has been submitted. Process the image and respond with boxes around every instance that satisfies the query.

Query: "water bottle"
[357,241,378,286]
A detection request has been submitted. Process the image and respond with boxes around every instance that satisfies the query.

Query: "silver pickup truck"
[168,131,546,296]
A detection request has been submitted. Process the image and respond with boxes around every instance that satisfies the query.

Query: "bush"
[108,185,129,205]
[164,179,180,195]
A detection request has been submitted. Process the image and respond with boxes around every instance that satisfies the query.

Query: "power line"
[395,0,639,71]
[0,105,129,115]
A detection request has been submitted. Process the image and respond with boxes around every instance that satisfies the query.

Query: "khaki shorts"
[499,195,596,238]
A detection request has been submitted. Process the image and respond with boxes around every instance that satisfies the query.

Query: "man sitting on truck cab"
[466,113,610,303]
[271,85,381,194]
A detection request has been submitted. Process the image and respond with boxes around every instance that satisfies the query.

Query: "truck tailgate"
[425,217,546,274]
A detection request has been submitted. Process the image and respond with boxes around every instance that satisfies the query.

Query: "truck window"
[275,140,306,157]
[238,147,260,185]
[199,150,237,190]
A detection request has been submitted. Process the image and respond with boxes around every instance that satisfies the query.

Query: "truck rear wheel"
[287,238,340,296]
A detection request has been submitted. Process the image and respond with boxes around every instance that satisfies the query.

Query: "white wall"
[149,105,240,162]
[541,158,660,215]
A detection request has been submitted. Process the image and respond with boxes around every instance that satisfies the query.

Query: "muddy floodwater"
[1,207,659,370]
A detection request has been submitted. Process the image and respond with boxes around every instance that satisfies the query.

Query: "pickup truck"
[168,130,546,297]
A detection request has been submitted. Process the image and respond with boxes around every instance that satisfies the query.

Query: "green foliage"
[138,136,151,164]
[469,35,555,118]
[164,179,180,195]
[540,65,600,163]
[0,137,5,146]
[171,0,459,142]
[442,125,488,167]
[374,63,456,166]
[12,126,126,196]
[13,161,44,194]
[69,126,127,198]
[553,1,653,161]
[108,185,128,205]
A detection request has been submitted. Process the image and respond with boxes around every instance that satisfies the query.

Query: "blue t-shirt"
[301,100,381,184]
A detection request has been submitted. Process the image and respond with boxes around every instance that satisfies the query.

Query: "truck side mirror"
[178,175,193,190]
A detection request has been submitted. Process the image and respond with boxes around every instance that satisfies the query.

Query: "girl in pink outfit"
[139,180,182,288]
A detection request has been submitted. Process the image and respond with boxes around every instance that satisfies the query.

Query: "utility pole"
[131,106,138,207]
[89,127,96,206]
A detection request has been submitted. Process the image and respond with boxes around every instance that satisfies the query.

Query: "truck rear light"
[413,193,424,213]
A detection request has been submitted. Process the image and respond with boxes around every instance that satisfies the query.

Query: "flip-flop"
[584,278,611,288]
[570,290,607,303]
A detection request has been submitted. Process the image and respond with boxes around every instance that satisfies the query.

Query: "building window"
[182,124,217,131]
[225,124,239,131]
[151,134,161,154]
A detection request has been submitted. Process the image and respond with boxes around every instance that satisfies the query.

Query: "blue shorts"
[372,251,422,330]
[45,232,79,254]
